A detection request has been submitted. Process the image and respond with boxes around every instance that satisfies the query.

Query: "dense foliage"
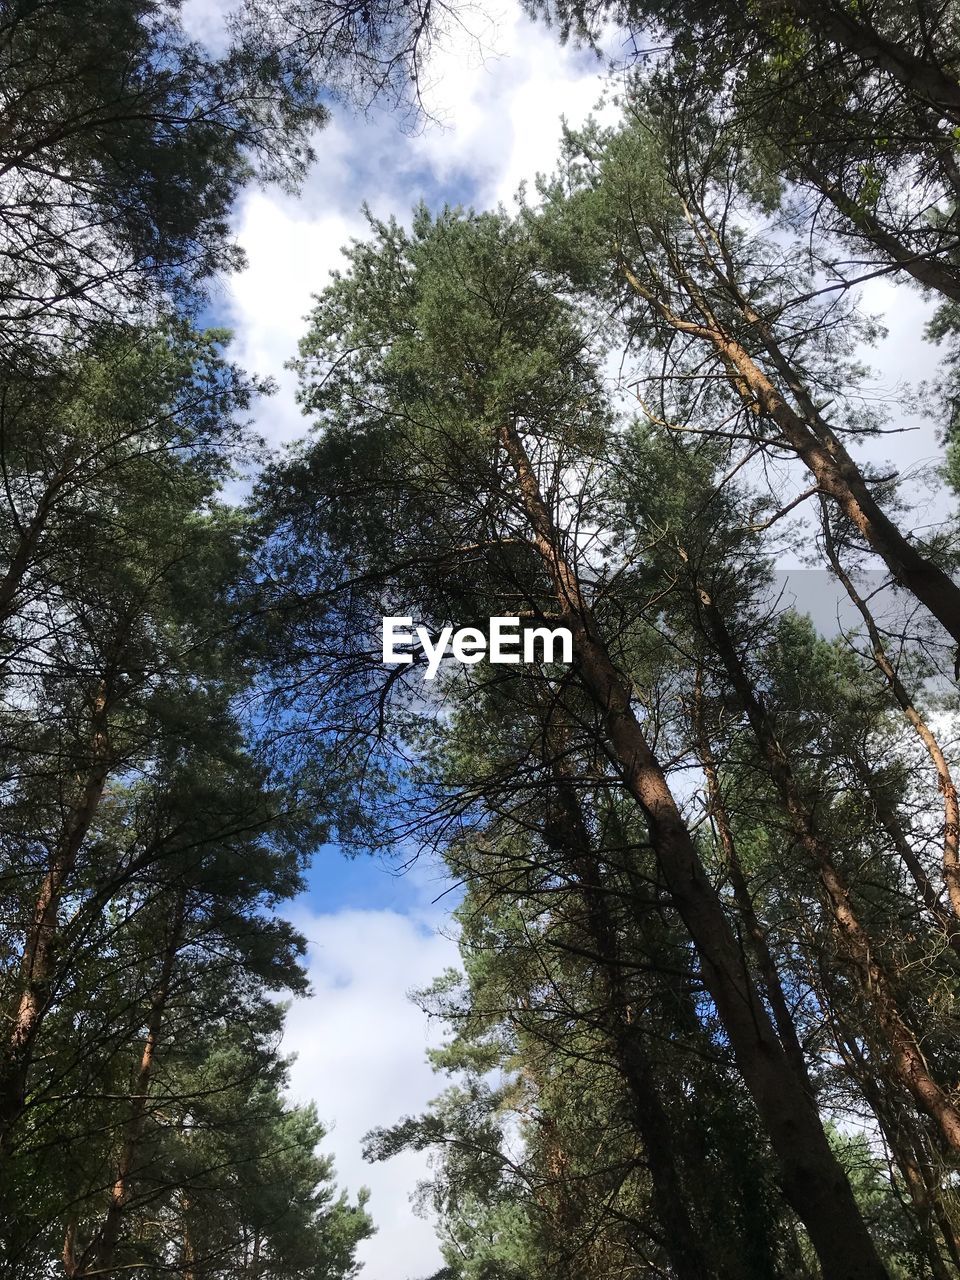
[0,0,447,1274]
[264,75,960,1279]
[3,0,960,1278]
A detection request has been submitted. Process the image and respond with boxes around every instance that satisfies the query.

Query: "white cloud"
[282,902,460,1280]
[417,7,619,207]
[219,191,360,446]
[179,0,234,49]
[214,0,619,448]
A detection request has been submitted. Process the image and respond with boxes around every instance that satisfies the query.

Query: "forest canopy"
[1,1,960,1278]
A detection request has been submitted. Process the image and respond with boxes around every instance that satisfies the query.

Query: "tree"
[260,203,938,1277]
[533,95,960,652]
[0,0,455,372]
[526,0,960,308]
[0,323,371,1277]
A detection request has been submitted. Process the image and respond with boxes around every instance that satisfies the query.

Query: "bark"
[0,460,74,630]
[694,577,960,1152]
[885,1124,958,1280]
[182,1195,196,1280]
[827,995,960,1279]
[800,160,960,305]
[785,0,960,123]
[899,1157,955,1280]
[75,889,186,1277]
[847,740,959,947]
[621,261,960,650]
[499,418,890,1280]
[550,765,717,1280]
[821,505,960,922]
[0,684,111,1144]
[63,1218,78,1278]
[930,1174,960,1273]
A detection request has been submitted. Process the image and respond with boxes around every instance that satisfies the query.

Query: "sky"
[179,4,953,1276]
[179,4,630,1277]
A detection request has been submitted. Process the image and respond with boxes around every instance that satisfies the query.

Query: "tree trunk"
[0,461,73,632]
[76,888,186,1276]
[621,261,960,650]
[826,990,959,1280]
[182,1193,196,1280]
[800,160,960,305]
[846,740,958,947]
[785,0,960,123]
[691,677,814,1095]
[499,418,890,1280]
[550,764,718,1280]
[821,504,960,922]
[695,577,960,1152]
[0,684,111,1144]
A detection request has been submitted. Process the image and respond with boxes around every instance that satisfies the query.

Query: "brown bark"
[691,678,814,1095]
[784,0,960,123]
[75,889,186,1277]
[930,1174,960,1273]
[821,505,960,922]
[621,261,960,650]
[63,1217,78,1278]
[0,460,74,630]
[0,685,111,1143]
[182,1195,196,1280]
[800,160,960,305]
[896,1155,954,1280]
[550,765,716,1280]
[694,578,960,1152]
[887,1125,960,1278]
[825,991,960,1279]
[499,418,890,1280]
[847,741,959,946]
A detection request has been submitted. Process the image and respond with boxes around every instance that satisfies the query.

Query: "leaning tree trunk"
[0,459,76,633]
[549,762,717,1280]
[841,1031,957,1280]
[621,260,960,651]
[499,417,890,1280]
[691,676,814,1094]
[693,576,960,1153]
[821,503,960,923]
[0,684,111,1146]
[799,160,960,305]
[70,888,187,1278]
[785,0,960,123]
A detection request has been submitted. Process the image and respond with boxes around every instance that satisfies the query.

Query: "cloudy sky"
[179,3,951,1275]
[178,4,632,1277]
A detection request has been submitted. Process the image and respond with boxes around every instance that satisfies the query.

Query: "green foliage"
[0,323,370,1278]
[270,161,960,1277]
[6,1,960,1277]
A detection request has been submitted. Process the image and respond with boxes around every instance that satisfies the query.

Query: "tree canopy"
[3,0,960,1277]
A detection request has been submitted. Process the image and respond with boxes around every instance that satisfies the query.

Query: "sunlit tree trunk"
[499,416,890,1280]
[0,683,111,1144]
[621,260,960,649]
[693,574,960,1151]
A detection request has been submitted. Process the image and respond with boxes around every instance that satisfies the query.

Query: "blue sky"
[177,4,630,1276]
[178,3,953,1273]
